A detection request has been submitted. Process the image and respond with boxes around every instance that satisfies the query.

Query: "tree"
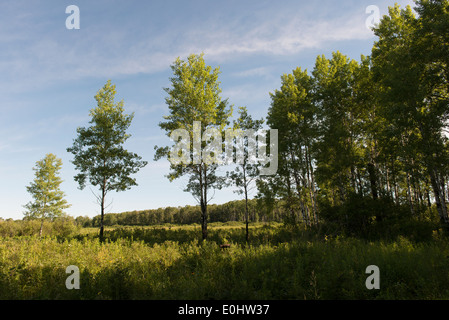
[67,80,147,242]
[23,153,70,237]
[227,107,264,243]
[372,3,449,229]
[154,53,233,240]
[414,0,449,94]
[266,67,319,226]
[312,52,364,205]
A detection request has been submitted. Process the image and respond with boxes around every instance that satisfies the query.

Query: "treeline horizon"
[74,198,279,228]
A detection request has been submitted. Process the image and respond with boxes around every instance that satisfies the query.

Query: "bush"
[0,217,79,238]
[318,194,438,241]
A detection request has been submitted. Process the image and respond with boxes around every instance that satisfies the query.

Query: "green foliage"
[155,53,233,240]
[67,80,147,193]
[318,194,438,241]
[5,0,449,302]
[67,80,147,241]
[23,154,70,236]
[0,223,448,300]
[259,1,449,235]
[371,2,449,227]
[77,199,279,227]
[0,216,79,238]
[227,107,265,242]
[266,67,318,226]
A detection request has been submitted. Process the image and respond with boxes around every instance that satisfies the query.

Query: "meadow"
[0,220,448,300]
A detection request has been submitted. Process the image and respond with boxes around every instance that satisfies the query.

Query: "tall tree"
[372,3,449,229]
[415,0,449,94]
[267,67,319,226]
[154,53,233,240]
[312,52,363,204]
[227,107,264,243]
[23,153,70,237]
[67,80,147,242]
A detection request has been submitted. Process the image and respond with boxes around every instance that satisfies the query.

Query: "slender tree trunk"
[40,200,47,238]
[406,170,415,215]
[350,165,357,194]
[99,183,106,243]
[429,168,449,232]
[390,159,399,205]
[425,179,432,209]
[39,218,44,238]
[244,188,249,244]
[368,162,378,201]
[291,150,309,226]
[439,175,448,219]
[200,164,208,241]
[286,176,296,223]
[386,166,392,198]
[243,166,249,244]
[201,200,207,240]
[306,145,318,225]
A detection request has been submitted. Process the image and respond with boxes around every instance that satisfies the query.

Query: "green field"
[0,221,448,300]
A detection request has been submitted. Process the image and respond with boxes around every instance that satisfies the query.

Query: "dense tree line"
[75,199,285,228]
[257,1,449,237]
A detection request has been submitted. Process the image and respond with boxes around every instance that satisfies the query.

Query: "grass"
[0,222,448,300]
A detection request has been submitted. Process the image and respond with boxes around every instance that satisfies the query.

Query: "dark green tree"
[372,3,449,229]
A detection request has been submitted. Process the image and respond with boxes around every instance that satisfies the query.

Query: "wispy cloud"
[232,67,274,79]
[0,0,389,94]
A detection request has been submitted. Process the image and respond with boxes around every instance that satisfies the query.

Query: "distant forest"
[75,199,277,228]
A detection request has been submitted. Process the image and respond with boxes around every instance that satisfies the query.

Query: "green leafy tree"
[154,53,232,240]
[67,80,147,242]
[372,3,449,229]
[415,0,449,95]
[267,67,319,226]
[312,52,363,205]
[227,107,264,242]
[23,153,70,237]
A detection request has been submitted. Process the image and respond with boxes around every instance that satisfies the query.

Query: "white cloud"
[0,1,381,94]
[232,67,273,78]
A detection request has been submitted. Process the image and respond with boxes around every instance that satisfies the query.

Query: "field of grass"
[0,222,448,300]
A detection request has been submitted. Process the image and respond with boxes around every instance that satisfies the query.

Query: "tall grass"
[0,224,448,300]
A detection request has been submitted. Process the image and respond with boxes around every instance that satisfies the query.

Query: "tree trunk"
[439,175,448,219]
[291,151,309,226]
[426,180,432,209]
[429,168,449,232]
[368,162,378,201]
[243,167,249,244]
[39,219,44,238]
[306,145,318,225]
[200,164,208,241]
[99,185,106,243]
[245,189,249,244]
[201,200,207,240]
[406,170,415,215]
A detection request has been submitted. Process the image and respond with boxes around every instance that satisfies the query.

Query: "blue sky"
[0,0,415,220]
